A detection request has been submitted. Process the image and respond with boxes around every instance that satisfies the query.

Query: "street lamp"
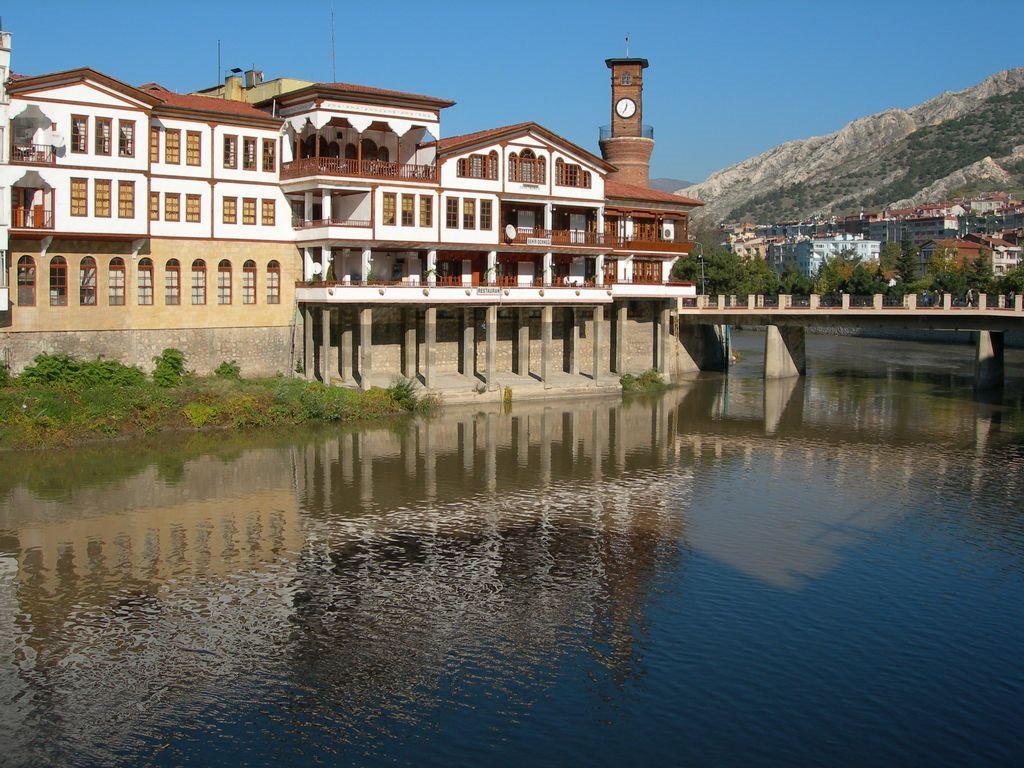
[694,242,706,295]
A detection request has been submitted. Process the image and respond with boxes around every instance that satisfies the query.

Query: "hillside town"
[719,192,1023,280]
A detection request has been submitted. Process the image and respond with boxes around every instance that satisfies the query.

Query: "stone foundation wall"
[1,325,294,377]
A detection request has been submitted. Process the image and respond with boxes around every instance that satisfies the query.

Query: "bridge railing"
[688,293,1024,313]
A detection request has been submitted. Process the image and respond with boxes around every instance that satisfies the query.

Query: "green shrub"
[182,401,218,428]
[214,360,241,380]
[0,363,11,388]
[18,353,145,388]
[153,348,186,388]
[621,369,665,392]
[387,377,419,411]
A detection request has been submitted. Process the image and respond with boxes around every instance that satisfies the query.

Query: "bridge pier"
[764,324,806,379]
[975,330,1004,390]
[677,324,728,373]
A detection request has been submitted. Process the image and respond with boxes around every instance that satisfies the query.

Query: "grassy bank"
[0,351,436,451]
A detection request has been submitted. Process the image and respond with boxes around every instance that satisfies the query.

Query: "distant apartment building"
[767,233,879,277]
[964,233,1022,275]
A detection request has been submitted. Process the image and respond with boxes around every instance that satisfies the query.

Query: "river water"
[1,331,1023,767]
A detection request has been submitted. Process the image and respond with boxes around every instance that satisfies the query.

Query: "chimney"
[244,69,263,89]
[223,74,243,101]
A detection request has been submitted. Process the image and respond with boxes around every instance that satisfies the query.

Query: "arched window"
[49,256,67,306]
[165,258,181,305]
[344,143,357,160]
[108,257,125,306]
[217,259,232,305]
[377,146,390,162]
[191,259,206,305]
[520,149,536,183]
[266,260,281,304]
[508,152,517,179]
[17,256,35,306]
[242,259,257,304]
[138,257,154,305]
[360,139,377,161]
[79,256,97,306]
[488,150,499,179]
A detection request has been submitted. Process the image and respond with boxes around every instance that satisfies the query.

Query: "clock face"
[615,98,637,119]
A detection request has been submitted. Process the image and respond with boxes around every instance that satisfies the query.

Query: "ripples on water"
[1,332,1023,767]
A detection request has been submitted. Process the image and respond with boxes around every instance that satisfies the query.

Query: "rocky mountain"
[678,68,1024,223]
[650,177,692,193]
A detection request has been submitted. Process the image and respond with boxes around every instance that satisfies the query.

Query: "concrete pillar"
[403,307,418,380]
[322,190,332,223]
[717,294,726,310]
[659,303,671,375]
[320,306,332,385]
[424,306,436,388]
[764,324,806,379]
[943,292,952,310]
[303,191,313,223]
[462,307,475,377]
[978,292,987,309]
[543,203,552,232]
[841,293,850,310]
[676,324,728,373]
[486,305,498,390]
[340,310,353,381]
[541,305,553,388]
[614,303,627,373]
[596,207,604,237]
[516,308,530,376]
[427,250,438,285]
[1015,294,1023,312]
[543,252,553,286]
[359,307,373,389]
[905,293,917,310]
[568,308,580,376]
[873,293,883,310]
[596,253,605,286]
[809,294,820,310]
[303,247,315,281]
[747,294,756,310]
[975,330,1004,390]
[592,305,605,381]
[303,304,314,381]
[361,247,372,283]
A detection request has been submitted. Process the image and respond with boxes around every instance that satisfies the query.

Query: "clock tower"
[600,57,654,187]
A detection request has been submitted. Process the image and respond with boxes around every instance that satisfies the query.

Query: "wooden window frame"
[266,260,281,304]
[217,259,232,305]
[149,191,160,221]
[71,178,88,217]
[242,197,257,225]
[400,194,414,227]
[382,192,397,226]
[165,129,181,164]
[223,196,237,224]
[186,131,201,166]
[71,115,88,154]
[261,198,275,226]
[223,135,238,169]
[17,256,36,306]
[419,195,432,227]
[191,259,207,305]
[242,260,257,304]
[118,120,135,158]
[480,199,493,230]
[242,136,257,170]
[118,181,135,218]
[446,197,459,229]
[79,256,97,306]
[164,192,180,222]
[49,256,67,306]
[165,259,181,305]
[262,139,276,172]
[137,258,154,306]
[95,118,112,155]
[95,179,112,218]
[150,126,160,163]
[108,257,126,306]
[463,198,476,230]
[186,194,201,223]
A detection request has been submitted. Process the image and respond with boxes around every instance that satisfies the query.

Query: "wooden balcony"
[10,143,56,164]
[280,157,437,183]
[616,238,692,254]
[11,207,54,230]
[509,228,606,247]
[292,217,373,229]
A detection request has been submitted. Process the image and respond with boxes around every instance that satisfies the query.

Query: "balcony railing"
[599,125,655,141]
[11,207,54,229]
[10,143,56,164]
[292,217,373,229]
[280,157,437,182]
[508,228,606,247]
[618,238,691,254]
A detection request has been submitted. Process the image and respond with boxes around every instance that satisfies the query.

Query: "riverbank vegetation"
[0,349,436,451]
[620,369,666,393]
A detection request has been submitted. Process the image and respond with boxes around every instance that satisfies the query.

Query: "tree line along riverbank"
[0,349,437,451]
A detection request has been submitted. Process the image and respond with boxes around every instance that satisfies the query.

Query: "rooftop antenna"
[331,9,337,82]
[625,32,630,57]
[217,40,221,97]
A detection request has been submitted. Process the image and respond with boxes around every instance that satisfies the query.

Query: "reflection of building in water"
[0,395,693,763]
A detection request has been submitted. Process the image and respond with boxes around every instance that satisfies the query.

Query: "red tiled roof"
[141,83,279,120]
[317,81,454,104]
[605,180,703,206]
[433,122,535,151]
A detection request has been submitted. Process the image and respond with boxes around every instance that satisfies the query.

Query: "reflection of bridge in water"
[677,298,1024,388]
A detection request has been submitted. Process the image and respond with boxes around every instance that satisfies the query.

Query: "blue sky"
[4,1,1021,183]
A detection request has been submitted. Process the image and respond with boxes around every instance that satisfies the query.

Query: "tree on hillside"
[895,240,919,284]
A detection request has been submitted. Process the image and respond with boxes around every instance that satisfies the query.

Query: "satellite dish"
[51,132,66,149]
[504,224,517,241]
[310,263,323,275]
